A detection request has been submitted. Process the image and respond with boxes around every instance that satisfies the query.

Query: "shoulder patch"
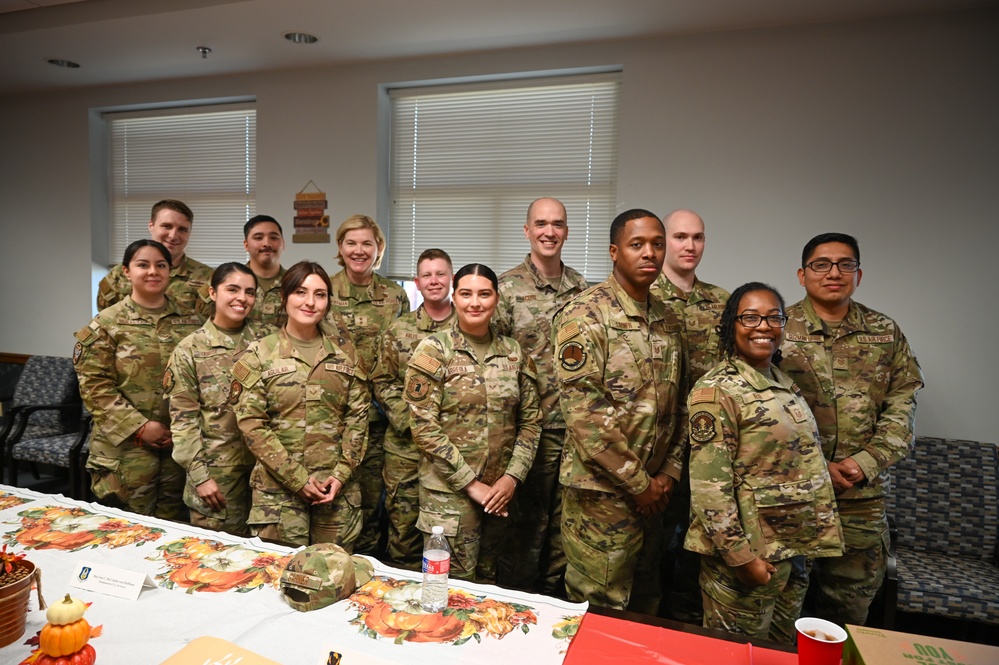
[555,320,582,345]
[690,387,717,405]
[558,340,587,371]
[411,352,443,378]
[162,368,175,393]
[232,360,251,383]
[72,342,83,365]
[690,411,718,443]
[404,373,432,402]
[74,325,98,346]
[228,379,243,405]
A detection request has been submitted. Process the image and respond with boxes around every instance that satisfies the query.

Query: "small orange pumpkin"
[39,617,91,657]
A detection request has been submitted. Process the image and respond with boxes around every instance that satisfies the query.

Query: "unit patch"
[162,368,174,393]
[405,374,432,402]
[559,341,587,371]
[73,342,83,365]
[690,411,717,443]
[229,379,243,405]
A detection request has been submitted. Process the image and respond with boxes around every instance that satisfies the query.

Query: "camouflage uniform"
[166,319,262,535]
[650,272,729,622]
[493,255,588,593]
[195,265,286,333]
[404,325,542,583]
[554,274,686,613]
[781,298,924,626]
[232,328,369,549]
[74,296,202,519]
[326,270,410,554]
[97,255,212,317]
[370,304,455,568]
[684,356,844,643]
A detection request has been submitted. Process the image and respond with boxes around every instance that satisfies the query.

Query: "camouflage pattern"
[781,298,924,625]
[553,274,686,610]
[232,327,369,548]
[326,269,410,554]
[684,356,844,566]
[493,255,587,593]
[370,304,455,568]
[166,319,262,535]
[195,265,286,332]
[651,273,729,387]
[97,255,212,317]
[417,486,509,582]
[280,542,375,612]
[699,554,810,644]
[405,325,542,584]
[74,296,202,519]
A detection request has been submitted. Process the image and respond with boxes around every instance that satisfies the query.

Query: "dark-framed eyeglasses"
[735,314,789,328]
[805,259,860,273]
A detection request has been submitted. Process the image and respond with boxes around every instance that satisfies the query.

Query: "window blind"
[106,104,256,268]
[387,73,620,281]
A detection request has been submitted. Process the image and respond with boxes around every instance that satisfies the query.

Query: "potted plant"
[0,543,45,648]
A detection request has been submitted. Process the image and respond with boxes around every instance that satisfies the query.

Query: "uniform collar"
[521,254,586,294]
[728,356,794,392]
[607,274,668,324]
[801,297,865,336]
[276,327,337,361]
[448,323,514,361]
[415,303,455,330]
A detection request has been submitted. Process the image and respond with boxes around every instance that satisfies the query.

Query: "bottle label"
[423,556,450,575]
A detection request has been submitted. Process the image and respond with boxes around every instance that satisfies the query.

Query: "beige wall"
[1,9,996,441]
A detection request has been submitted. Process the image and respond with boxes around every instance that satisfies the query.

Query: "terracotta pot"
[0,559,36,648]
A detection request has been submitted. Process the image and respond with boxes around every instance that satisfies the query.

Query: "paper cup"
[795,617,847,665]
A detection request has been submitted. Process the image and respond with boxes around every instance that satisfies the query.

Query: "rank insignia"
[405,374,432,402]
[72,342,83,365]
[559,341,587,371]
[162,368,174,393]
[229,379,243,405]
[690,411,717,443]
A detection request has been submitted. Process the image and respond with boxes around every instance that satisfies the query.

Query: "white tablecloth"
[0,485,586,665]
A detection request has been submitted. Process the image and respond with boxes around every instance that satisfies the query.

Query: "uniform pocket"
[87,454,127,502]
[754,480,818,547]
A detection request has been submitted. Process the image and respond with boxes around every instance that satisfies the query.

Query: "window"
[106,104,256,267]
[386,73,620,281]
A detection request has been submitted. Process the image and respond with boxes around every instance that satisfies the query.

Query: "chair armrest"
[1,403,82,452]
[880,514,898,628]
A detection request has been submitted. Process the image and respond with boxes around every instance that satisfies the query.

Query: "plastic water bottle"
[421,525,450,613]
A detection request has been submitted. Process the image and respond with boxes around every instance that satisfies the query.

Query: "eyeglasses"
[736,314,789,328]
[805,259,860,273]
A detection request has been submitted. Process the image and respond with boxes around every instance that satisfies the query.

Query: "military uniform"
[554,274,686,612]
[232,328,369,548]
[404,325,541,583]
[370,304,455,568]
[195,265,286,333]
[97,255,212,317]
[684,356,844,643]
[493,255,588,593]
[166,319,262,535]
[325,270,410,555]
[74,296,202,519]
[650,272,729,622]
[781,298,923,625]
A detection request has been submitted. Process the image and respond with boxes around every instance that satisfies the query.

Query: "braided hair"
[717,281,786,367]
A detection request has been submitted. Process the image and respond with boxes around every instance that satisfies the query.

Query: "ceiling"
[1,0,995,95]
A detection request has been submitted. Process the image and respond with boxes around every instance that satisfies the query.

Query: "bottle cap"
[432,525,444,535]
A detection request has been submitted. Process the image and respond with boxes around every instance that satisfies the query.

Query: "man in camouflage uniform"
[196,215,287,332]
[97,199,212,317]
[233,328,369,548]
[404,323,542,583]
[781,232,924,626]
[74,296,202,519]
[371,248,455,569]
[494,197,588,594]
[166,317,264,536]
[554,209,686,613]
[651,208,729,623]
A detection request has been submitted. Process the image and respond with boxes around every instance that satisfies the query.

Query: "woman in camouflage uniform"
[684,282,843,643]
[166,263,262,536]
[234,261,368,548]
[74,239,202,519]
[405,264,541,583]
[326,215,410,555]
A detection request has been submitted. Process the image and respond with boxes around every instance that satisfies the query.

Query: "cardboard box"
[845,624,999,665]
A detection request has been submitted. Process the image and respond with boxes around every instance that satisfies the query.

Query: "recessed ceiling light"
[46,58,80,68]
[284,32,318,45]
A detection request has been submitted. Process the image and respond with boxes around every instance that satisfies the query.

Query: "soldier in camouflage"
[554,210,686,613]
[167,263,262,536]
[326,215,410,556]
[781,233,924,626]
[196,215,287,332]
[493,197,588,595]
[651,208,729,623]
[685,282,843,643]
[405,264,541,583]
[234,261,368,549]
[75,240,202,519]
[371,248,455,569]
[97,200,212,317]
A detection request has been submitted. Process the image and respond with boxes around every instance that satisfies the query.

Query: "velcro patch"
[690,387,717,405]
[785,333,823,343]
[325,362,355,377]
[558,341,587,371]
[556,320,582,345]
[72,342,83,365]
[228,379,243,405]
[405,373,432,402]
[411,352,442,378]
[690,411,717,443]
[162,368,174,393]
[857,334,894,344]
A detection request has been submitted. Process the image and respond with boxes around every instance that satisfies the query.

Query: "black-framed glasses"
[736,314,789,328]
[805,259,860,273]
